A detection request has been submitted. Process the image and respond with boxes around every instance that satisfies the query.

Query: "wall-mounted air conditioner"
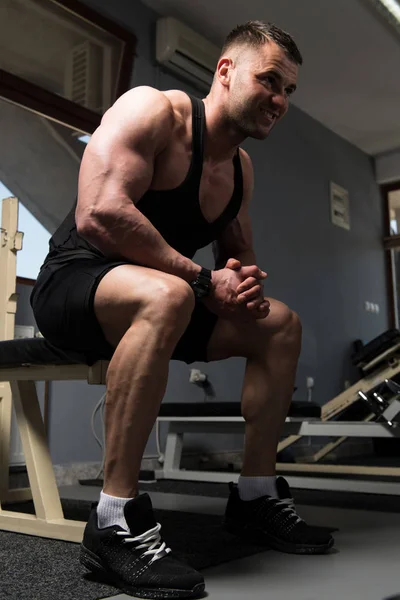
[156,17,220,91]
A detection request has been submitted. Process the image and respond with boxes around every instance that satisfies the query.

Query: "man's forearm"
[232,249,258,267]
[79,203,201,283]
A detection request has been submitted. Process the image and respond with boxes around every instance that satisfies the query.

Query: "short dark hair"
[221,20,303,66]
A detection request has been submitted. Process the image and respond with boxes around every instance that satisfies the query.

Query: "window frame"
[0,0,137,134]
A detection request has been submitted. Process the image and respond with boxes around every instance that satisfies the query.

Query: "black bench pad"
[159,401,321,419]
[0,338,89,367]
[0,340,321,419]
[352,329,400,367]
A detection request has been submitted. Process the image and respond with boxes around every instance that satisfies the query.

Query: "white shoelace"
[117,522,171,563]
[274,497,303,525]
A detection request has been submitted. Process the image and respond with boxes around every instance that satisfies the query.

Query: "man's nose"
[271,92,288,115]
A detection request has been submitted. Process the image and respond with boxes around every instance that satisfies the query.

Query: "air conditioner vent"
[65,41,105,112]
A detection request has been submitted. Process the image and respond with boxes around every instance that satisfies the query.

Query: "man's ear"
[215,56,234,87]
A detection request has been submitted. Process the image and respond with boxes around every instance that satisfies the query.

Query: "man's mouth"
[259,108,278,122]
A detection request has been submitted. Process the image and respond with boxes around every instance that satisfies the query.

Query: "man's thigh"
[96,268,220,365]
[33,261,217,364]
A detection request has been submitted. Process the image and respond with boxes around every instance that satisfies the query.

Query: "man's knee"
[141,276,195,326]
[277,307,302,352]
[268,301,302,338]
[95,267,195,348]
[288,309,302,338]
[275,307,302,362]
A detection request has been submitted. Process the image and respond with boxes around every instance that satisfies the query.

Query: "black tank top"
[42,95,243,269]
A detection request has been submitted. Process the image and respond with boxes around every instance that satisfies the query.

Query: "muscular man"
[31,20,333,600]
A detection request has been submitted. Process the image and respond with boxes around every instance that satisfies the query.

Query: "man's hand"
[203,262,266,319]
[225,258,270,320]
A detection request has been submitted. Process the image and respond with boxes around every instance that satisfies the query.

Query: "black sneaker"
[223,477,334,555]
[275,477,338,534]
[80,493,205,599]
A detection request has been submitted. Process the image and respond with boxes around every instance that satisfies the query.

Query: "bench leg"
[0,380,34,505]
[163,431,184,476]
[0,381,13,500]
[0,380,84,542]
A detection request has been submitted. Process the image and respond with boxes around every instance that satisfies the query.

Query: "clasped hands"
[225,257,270,320]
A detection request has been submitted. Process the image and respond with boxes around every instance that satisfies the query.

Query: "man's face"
[227,41,299,140]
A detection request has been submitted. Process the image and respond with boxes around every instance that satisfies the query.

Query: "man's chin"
[237,119,274,140]
[251,121,276,140]
[250,128,272,141]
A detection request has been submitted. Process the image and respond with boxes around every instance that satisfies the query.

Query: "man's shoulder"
[162,89,193,118]
[238,147,252,165]
[116,85,173,109]
[238,148,254,178]
[114,86,191,124]
[237,148,254,201]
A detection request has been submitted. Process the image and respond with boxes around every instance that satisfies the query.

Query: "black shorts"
[30,259,218,365]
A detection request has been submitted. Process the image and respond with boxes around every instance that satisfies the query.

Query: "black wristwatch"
[190,267,212,300]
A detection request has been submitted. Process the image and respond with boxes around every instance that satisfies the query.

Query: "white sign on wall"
[330,182,350,231]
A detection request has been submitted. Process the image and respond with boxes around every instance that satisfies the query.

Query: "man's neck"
[202,96,244,163]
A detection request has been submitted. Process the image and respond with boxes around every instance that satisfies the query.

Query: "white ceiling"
[143,0,400,156]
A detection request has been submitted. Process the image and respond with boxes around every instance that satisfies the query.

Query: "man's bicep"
[77,87,173,219]
[77,131,155,230]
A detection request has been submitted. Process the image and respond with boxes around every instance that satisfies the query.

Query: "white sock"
[97,490,133,530]
[238,475,278,501]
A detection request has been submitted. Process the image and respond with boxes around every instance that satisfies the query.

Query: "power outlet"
[306,377,314,389]
[189,369,207,384]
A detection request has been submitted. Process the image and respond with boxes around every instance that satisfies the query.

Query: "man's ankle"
[97,490,134,530]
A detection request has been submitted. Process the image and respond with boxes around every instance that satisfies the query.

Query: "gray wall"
[12,0,388,464]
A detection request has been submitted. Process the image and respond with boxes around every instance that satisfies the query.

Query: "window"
[0,0,136,134]
[388,189,400,235]
[383,183,400,327]
[0,95,87,276]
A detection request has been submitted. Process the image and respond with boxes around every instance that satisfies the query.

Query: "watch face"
[191,280,210,298]
[192,284,206,298]
[196,286,209,298]
[191,269,211,299]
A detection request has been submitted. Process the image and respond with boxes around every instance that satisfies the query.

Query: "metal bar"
[154,468,400,496]
[163,418,400,438]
